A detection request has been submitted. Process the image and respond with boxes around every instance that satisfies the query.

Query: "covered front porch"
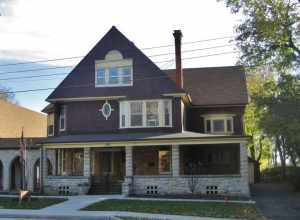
[41,133,250,196]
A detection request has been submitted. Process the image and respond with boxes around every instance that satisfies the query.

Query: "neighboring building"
[0,101,53,192]
[0,100,47,138]
[40,26,250,196]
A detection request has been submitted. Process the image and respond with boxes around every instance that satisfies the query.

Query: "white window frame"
[47,113,55,136]
[95,50,133,87]
[59,105,66,131]
[119,99,172,129]
[202,114,234,134]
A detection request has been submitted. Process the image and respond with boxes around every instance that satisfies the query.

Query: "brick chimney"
[173,30,183,88]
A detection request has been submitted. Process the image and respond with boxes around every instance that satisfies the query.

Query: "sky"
[0,0,241,112]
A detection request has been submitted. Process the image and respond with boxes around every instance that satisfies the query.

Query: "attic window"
[95,50,133,87]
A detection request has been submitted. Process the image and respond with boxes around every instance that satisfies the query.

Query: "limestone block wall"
[131,175,249,196]
[44,176,90,195]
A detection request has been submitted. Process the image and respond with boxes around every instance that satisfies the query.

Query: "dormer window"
[202,114,234,134]
[95,50,133,87]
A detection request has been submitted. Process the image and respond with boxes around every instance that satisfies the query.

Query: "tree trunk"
[276,136,286,179]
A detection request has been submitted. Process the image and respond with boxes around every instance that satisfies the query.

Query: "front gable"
[47,26,184,101]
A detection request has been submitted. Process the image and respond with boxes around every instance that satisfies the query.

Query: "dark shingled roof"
[0,138,44,149]
[47,26,184,101]
[165,66,249,106]
[40,131,246,144]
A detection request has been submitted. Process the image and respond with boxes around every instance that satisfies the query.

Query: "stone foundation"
[44,176,90,195]
[127,175,249,197]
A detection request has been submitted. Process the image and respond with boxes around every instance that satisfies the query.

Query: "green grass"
[0,197,67,209]
[84,199,265,220]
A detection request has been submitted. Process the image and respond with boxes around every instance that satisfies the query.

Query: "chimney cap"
[173,30,183,38]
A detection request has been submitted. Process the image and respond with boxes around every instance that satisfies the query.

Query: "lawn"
[83,199,265,220]
[0,197,67,209]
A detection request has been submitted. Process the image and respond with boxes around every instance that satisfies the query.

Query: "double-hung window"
[202,114,234,134]
[130,102,143,127]
[120,99,172,128]
[95,50,133,87]
[59,105,66,131]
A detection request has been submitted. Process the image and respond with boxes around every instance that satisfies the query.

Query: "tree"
[221,0,300,71]
[0,84,15,102]
[221,0,300,178]
[255,74,300,176]
[245,69,273,170]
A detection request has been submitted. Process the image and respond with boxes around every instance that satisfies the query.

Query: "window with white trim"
[47,113,54,136]
[202,114,234,134]
[120,99,172,128]
[95,50,133,87]
[59,105,66,131]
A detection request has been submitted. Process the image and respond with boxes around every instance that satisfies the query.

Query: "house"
[0,100,52,192]
[0,100,47,138]
[40,26,250,196]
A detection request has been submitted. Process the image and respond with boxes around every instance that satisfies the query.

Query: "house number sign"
[99,101,114,120]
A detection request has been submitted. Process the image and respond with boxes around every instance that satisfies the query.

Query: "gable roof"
[47,26,184,102]
[165,66,249,106]
[0,100,47,138]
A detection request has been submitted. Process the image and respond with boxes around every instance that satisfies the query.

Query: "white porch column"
[122,146,133,196]
[240,142,250,195]
[83,147,91,177]
[172,145,180,177]
[125,146,133,177]
[3,160,10,191]
[40,147,48,193]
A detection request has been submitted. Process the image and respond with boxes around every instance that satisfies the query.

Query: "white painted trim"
[48,96,126,102]
[43,137,250,149]
[94,52,133,87]
[59,105,66,131]
[119,99,173,129]
[202,114,235,135]
[162,93,187,97]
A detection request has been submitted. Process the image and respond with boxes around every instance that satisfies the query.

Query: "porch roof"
[39,131,248,145]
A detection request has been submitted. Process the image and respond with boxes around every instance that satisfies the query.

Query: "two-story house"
[40,26,250,196]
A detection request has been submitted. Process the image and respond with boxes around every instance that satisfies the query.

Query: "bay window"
[120,99,172,128]
[202,114,234,134]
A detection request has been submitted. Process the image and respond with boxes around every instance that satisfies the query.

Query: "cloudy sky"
[0,0,241,112]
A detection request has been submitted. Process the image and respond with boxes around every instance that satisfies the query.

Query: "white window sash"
[203,116,234,134]
[59,106,66,131]
[120,99,172,129]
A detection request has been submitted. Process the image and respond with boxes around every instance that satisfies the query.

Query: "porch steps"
[88,176,122,195]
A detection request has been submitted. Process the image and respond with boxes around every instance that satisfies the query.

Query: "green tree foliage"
[245,70,273,168]
[221,0,300,174]
[221,0,300,71]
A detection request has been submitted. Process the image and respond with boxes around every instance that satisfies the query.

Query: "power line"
[0,51,238,93]
[0,36,234,67]
[0,51,238,82]
[0,46,236,76]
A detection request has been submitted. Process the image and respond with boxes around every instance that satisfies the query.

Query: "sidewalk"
[0,195,245,220]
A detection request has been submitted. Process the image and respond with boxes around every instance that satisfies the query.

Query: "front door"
[90,148,125,194]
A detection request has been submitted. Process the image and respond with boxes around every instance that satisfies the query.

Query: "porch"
[41,135,249,196]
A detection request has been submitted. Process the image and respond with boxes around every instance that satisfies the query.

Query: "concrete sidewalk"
[0,209,243,220]
[0,195,245,220]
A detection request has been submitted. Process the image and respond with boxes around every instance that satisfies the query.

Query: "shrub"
[290,167,300,191]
